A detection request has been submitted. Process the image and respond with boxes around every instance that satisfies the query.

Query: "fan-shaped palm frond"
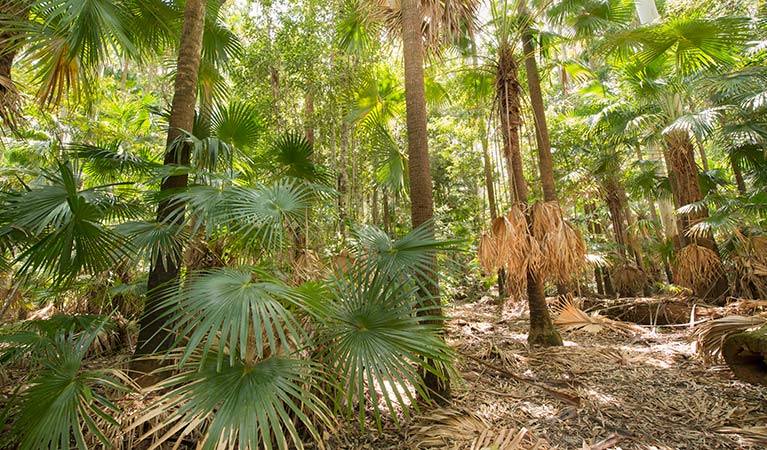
[309,261,454,430]
[117,220,188,271]
[2,0,139,108]
[132,353,331,450]
[266,132,331,185]
[3,323,133,450]
[1,161,130,283]
[155,267,313,368]
[68,141,159,184]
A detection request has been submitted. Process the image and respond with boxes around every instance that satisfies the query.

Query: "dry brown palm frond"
[542,222,587,283]
[691,315,767,363]
[411,408,545,449]
[730,235,767,300]
[673,244,724,296]
[612,265,647,297]
[526,235,545,280]
[530,201,562,241]
[491,215,514,266]
[478,231,498,275]
[552,299,646,335]
[291,249,325,283]
[717,426,767,446]
[377,0,481,56]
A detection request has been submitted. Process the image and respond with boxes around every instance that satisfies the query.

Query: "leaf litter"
[329,295,767,450]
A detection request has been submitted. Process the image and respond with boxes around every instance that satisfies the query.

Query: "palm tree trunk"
[665,131,728,299]
[495,38,561,345]
[132,0,207,383]
[401,0,450,403]
[731,154,747,195]
[518,8,557,203]
[480,124,498,220]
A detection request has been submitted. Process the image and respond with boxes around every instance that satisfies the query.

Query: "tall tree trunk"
[401,0,450,402]
[518,8,557,204]
[664,131,728,299]
[304,88,314,145]
[496,37,561,346]
[480,125,498,220]
[338,121,349,238]
[132,0,207,384]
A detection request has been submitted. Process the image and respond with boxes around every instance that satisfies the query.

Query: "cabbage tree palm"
[132,0,207,381]
[608,15,751,299]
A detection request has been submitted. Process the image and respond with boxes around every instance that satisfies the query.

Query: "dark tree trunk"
[132,0,207,384]
[731,154,747,195]
[602,267,616,298]
[481,124,498,220]
[401,0,450,403]
[338,121,349,238]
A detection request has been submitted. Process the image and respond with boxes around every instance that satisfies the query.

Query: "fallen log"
[722,328,767,386]
[583,298,718,325]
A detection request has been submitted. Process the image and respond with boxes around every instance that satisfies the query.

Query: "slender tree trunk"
[304,88,314,145]
[401,0,450,402]
[519,9,557,204]
[731,154,747,195]
[338,121,349,238]
[132,0,207,384]
[481,125,498,220]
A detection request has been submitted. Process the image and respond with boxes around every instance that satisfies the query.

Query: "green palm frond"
[268,132,331,185]
[352,224,461,290]
[5,0,139,108]
[3,162,130,283]
[68,141,159,184]
[155,267,313,369]
[226,180,314,252]
[117,220,188,270]
[4,324,133,450]
[633,16,751,76]
[310,262,454,430]
[547,0,634,38]
[133,353,331,450]
[210,101,264,151]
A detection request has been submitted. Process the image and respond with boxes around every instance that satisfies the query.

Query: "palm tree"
[400,0,449,402]
[607,15,751,300]
[131,0,207,382]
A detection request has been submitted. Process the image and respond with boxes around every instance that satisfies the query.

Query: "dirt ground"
[333,296,767,450]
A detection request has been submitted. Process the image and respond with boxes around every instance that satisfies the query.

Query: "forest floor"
[333,295,767,450]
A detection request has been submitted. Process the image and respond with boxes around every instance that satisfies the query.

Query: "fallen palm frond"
[411,408,545,449]
[552,300,646,335]
[673,244,724,297]
[585,253,609,268]
[717,426,767,446]
[691,314,767,363]
[730,235,767,300]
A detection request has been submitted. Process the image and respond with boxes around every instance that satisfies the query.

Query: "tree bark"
[132,0,207,384]
[731,154,747,195]
[338,121,349,238]
[401,0,450,402]
[664,131,728,299]
[518,8,557,204]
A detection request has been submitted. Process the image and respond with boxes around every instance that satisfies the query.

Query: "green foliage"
[1,321,132,450]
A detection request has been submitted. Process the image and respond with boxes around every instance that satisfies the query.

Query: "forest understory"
[333,294,767,450]
[4,291,765,450]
